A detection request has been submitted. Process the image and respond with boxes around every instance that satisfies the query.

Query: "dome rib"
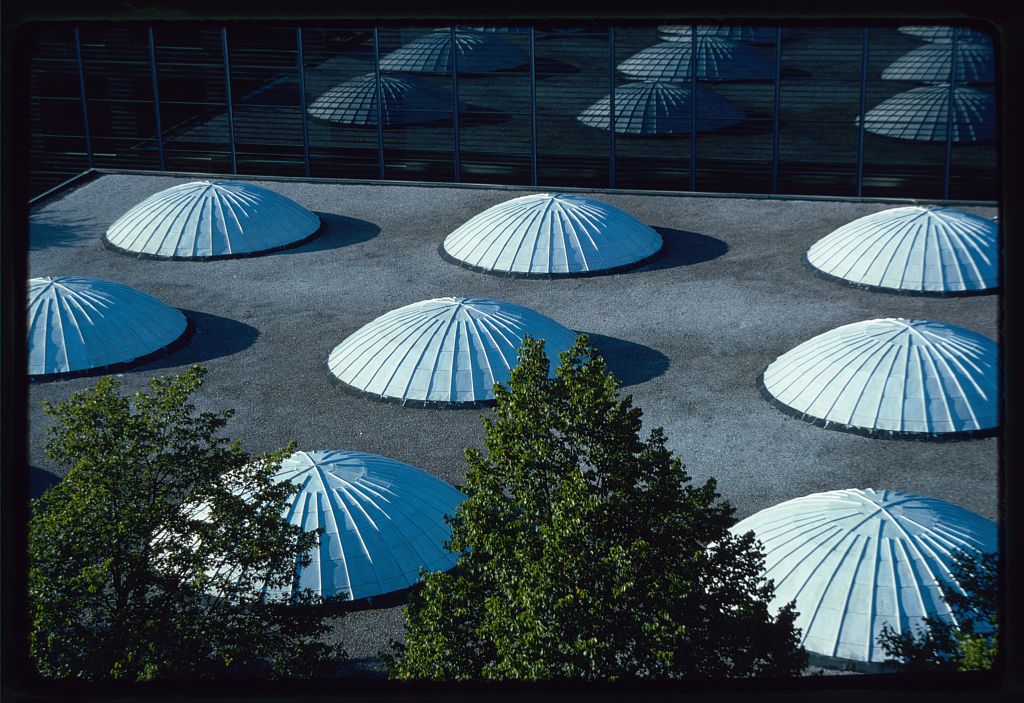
[577,81,746,135]
[882,42,994,84]
[730,489,996,664]
[379,31,527,74]
[859,85,995,143]
[307,73,465,126]
[104,181,322,260]
[28,276,190,380]
[441,193,663,277]
[619,39,774,82]
[758,318,998,440]
[327,297,577,407]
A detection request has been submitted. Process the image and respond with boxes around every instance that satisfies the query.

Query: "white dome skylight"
[442,193,663,277]
[105,181,321,259]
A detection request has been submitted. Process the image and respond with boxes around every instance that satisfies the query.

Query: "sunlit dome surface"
[730,488,997,663]
[618,39,774,82]
[577,81,745,135]
[379,31,527,73]
[200,450,466,601]
[657,25,777,45]
[760,318,998,439]
[806,207,998,295]
[882,43,995,84]
[442,193,663,277]
[28,276,187,378]
[327,297,577,406]
[860,85,994,142]
[308,74,463,126]
[898,26,991,44]
[105,181,321,259]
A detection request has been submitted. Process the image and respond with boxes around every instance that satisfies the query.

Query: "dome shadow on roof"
[441,193,663,277]
[658,25,777,45]
[104,181,322,260]
[882,42,995,84]
[805,206,998,296]
[577,81,745,135]
[379,31,527,74]
[859,85,994,143]
[28,276,188,380]
[730,488,996,664]
[758,318,998,440]
[618,39,774,82]
[196,450,466,602]
[327,297,577,407]
[308,73,464,127]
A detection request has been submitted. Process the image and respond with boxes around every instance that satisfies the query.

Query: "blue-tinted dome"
[577,81,745,135]
[860,85,995,142]
[658,25,777,45]
[196,450,466,601]
[882,42,995,84]
[618,39,774,82]
[442,193,662,276]
[806,206,998,295]
[898,26,992,44]
[730,488,996,663]
[105,181,321,259]
[760,318,998,438]
[27,276,187,378]
[379,31,527,74]
[308,73,463,126]
[327,297,577,406]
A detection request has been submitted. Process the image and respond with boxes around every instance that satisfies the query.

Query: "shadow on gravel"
[30,465,62,499]
[285,213,381,255]
[587,333,670,386]
[29,213,107,251]
[641,227,729,271]
[137,310,260,372]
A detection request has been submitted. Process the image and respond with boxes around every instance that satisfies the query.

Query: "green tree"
[387,335,807,681]
[878,549,998,672]
[29,365,344,681]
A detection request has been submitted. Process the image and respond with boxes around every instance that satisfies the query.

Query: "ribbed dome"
[379,31,527,74]
[806,207,998,295]
[307,73,464,126]
[729,489,997,663]
[618,39,774,82]
[27,276,188,378]
[442,193,663,277]
[657,25,777,45]
[577,81,745,135]
[327,297,577,406]
[882,43,995,84]
[192,450,466,602]
[272,450,465,600]
[459,26,530,33]
[104,181,321,259]
[859,85,995,143]
[898,26,992,45]
[759,318,998,439]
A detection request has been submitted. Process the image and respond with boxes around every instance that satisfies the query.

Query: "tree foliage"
[29,366,344,681]
[387,335,807,681]
[878,549,998,672]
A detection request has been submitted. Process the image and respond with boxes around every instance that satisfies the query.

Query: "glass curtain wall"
[27,22,998,202]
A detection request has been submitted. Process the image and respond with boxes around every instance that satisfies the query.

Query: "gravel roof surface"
[27,173,1000,678]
